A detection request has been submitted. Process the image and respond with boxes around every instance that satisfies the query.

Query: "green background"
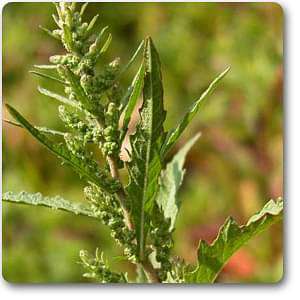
[2,2,283,283]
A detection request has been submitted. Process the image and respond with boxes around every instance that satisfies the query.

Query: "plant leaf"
[3,191,99,219]
[34,64,58,70]
[126,37,166,260]
[60,66,102,118]
[120,61,145,142]
[161,67,230,157]
[118,40,145,78]
[38,86,81,109]
[39,25,60,40]
[99,33,112,55]
[3,118,65,136]
[29,70,68,85]
[80,2,88,16]
[62,24,73,51]
[86,14,99,35]
[156,133,201,231]
[184,197,283,283]
[6,104,118,193]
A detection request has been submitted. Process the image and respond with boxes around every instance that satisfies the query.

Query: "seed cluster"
[149,205,174,281]
[80,249,127,283]
[84,185,136,262]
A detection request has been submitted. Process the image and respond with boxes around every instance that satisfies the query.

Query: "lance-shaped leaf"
[6,104,118,194]
[161,67,230,157]
[3,118,65,136]
[184,197,283,283]
[118,40,145,78]
[38,86,81,109]
[126,37,166,260]
[3,191,99,219]
[120,61,145,142]
[39,25,60,40]
[62,24,74,52]
[86,14,99,36]
[30,70,68,85]
[59,66,104,121]
[156,133,201,231]
[34,64,58,70]
[59,66,94,111]
[80,2,88,16]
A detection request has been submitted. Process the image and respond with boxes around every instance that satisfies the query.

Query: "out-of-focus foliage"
[2,2,283,283]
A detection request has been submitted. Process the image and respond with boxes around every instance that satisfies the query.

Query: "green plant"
[3,2,283,283]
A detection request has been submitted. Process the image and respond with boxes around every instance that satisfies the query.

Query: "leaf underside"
[126,37,166,260]
[3,191,99,219]
[184,197,283,283]
[156,133,201,231]
[120,61,145,142]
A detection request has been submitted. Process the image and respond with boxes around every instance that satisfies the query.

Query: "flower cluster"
[80,249,127,283]
[84,185,136,261]
[51,2,123,158]
[149,205,174,281]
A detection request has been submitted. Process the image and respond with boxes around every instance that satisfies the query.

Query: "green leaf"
[39,25,60,40]
[118,40,145,78]
[99,33,112,55]
[29,70,68,85]
[80,2,89,16]
[3,118,65,136]
[120,61,145,142]
[34,64,58,70]
[86,14,99,36]
[3,191,99,219]
[184,197,283,283]
[62,24,73,51]
[6,104,118,193]
[161,67,230,157]
[59,66,102,118]
[38,86,81,109]
[126,37,166,260]
[156,133,201,231]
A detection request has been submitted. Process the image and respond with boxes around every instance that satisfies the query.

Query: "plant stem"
[106,155,133,230]
[107,155,160,283]
[96,118,160,283]
[140,261,160,283]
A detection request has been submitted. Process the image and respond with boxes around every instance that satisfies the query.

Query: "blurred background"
[2,2,283,283]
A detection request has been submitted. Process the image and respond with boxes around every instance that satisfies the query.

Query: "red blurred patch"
[221,249,256,279]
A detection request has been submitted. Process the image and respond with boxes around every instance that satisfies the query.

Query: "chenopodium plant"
[3,2,283,284]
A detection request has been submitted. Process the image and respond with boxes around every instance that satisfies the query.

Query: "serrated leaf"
[3,191,99,219]
[156,133,201,231]
[120,61,145,142]
[6,104,117,193]
[161,67,230,157]
[184,197,283,283]
[38,86,81,109]
[126,37,166,260]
